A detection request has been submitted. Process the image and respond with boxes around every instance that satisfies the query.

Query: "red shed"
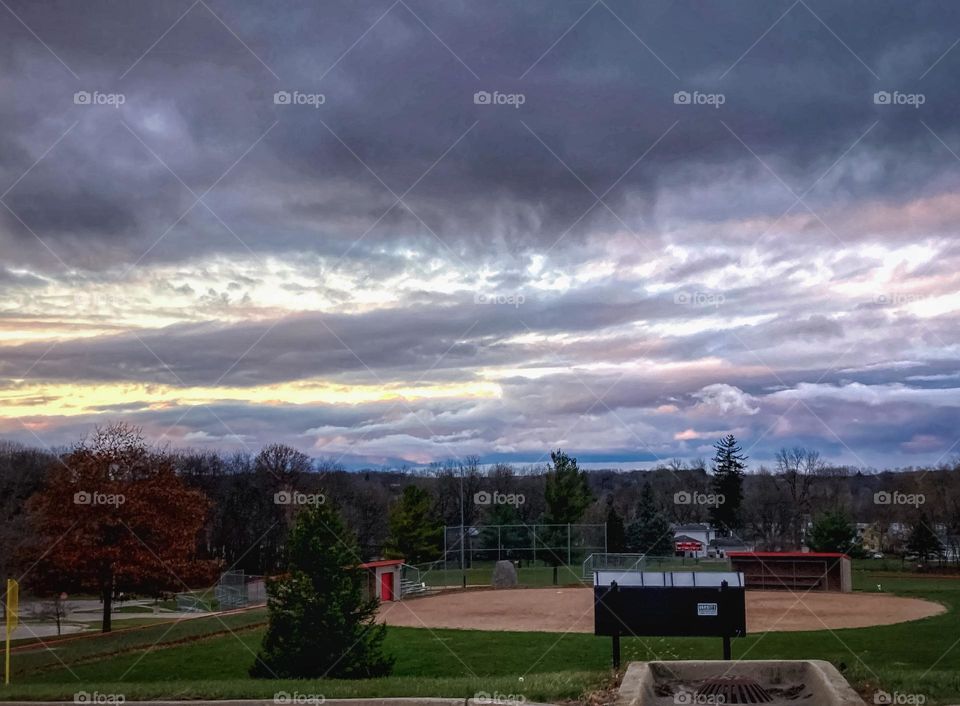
[359,559,404,602]
[728,552,852,593]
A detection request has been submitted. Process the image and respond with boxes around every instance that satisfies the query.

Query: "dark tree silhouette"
[710,434,747,535]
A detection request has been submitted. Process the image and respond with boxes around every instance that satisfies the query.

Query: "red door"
[380,571,394,601]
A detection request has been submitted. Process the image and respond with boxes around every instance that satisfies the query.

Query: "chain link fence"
[443,523,607,567]
[176,570,267,612]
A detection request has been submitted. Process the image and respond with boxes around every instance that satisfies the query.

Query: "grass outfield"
[3,571,959,704]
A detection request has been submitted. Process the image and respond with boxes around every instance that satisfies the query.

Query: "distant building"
[672,523,714,558]
[710,536,754,557]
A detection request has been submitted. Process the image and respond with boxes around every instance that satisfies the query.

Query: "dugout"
[728,551,851,592]
[359,559,404,601]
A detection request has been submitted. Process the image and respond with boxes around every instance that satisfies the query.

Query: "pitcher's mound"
[379,586,944,633]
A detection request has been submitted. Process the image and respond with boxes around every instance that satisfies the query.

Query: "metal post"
[720,578,730,659]
[610,579,620,669]
[567,523,572,568]
[460,466,466,589]
[498,526,502,561]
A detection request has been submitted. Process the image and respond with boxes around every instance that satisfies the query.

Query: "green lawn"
[3,570,959,704]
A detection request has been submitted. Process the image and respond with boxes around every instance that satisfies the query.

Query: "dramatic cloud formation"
[3,0,960,468]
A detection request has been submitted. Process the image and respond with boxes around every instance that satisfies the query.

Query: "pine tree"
[807,508,860,554]
[605,501,627,553]
[626,483,674,556]
[541,450,593,565]
[906,513,943,562]
[384,485,442,564]
[709,434,747,535]
[482,502,527,560]
[250,502,393,679]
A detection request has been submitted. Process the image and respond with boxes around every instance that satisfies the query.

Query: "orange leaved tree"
[28,423,216,632]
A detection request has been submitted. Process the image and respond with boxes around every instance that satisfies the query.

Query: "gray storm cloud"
[2,0,960,467]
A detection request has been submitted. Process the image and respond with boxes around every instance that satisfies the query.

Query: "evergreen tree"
[626,483,674,556]
[807,508,861,554]
[384,485,442,564]
[605,501,627,553]
[709,434,747,535]
[540,450,593,578]
[250,502,393,679]
[906,513,943,562]
[479,502,527,560]
[543,450,592,524]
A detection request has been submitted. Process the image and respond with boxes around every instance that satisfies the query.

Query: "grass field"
[2,569,959,704]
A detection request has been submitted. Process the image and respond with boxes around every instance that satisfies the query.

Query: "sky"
[2,0,960,470]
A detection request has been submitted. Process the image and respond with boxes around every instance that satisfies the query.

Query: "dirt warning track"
[379,586,944,633]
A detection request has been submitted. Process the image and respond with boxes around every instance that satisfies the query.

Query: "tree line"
[3,424,960,630]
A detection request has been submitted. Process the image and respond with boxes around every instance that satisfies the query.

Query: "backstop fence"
[176,570,267,612]
[442,523,607,569]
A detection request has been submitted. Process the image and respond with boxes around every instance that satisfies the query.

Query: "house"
[672,523,714,558]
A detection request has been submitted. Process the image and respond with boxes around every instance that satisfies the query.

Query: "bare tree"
[775,447,825,549]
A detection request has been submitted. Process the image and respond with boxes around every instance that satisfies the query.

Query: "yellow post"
[4,579,18,685]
